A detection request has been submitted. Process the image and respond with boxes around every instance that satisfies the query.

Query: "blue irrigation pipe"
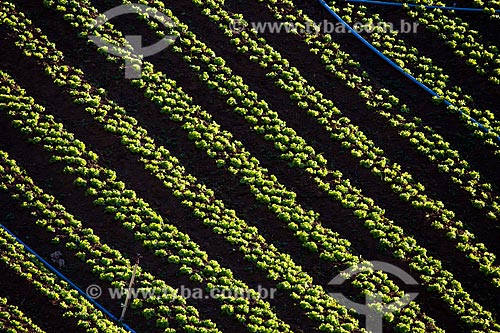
[0,223,137,333]
[344,0,500,13]
[318,0,500,143]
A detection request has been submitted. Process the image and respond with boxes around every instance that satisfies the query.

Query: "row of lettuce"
[0,297,45,333]
[2,3,363,332]
[0,70,292,332]
[85,0,500,296]
[14,0,500,327]
[3,0,499,331]
[0,120,237,332]
[471,0,500,19]
[327,0,500,153]
[257,0,500,217]
[46,0,500,301]
[5,1,439,331]
[0,203,129,333]
[475,0,500,18]
[391,0,500,80]
[180,0,500,287]
[42,0,500,327]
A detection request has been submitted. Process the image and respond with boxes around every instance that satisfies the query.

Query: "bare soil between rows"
[1,0,499,332]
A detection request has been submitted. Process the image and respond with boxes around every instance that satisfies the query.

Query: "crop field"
[1,0,500,332]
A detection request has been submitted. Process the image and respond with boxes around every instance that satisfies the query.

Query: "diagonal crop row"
[27,0,496,327]
[257,0,500,219]
[1,0,498,330]
[0,145,225,333]
[180,0,500,287]
[0,205,130,333]
[72,0,500,295]
[0,297,46,333]
[390,0,500,83]
[3,3,365,331]
[0,69,293,333]
[328,0,500,152]
[93,0,500,295]
[471,0,500,19]
[0,19,432,333]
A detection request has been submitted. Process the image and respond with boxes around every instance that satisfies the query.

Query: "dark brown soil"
[1,0,499,332]
[0,4,320,332]
[0,260,83,333]
[155,0,500,325]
